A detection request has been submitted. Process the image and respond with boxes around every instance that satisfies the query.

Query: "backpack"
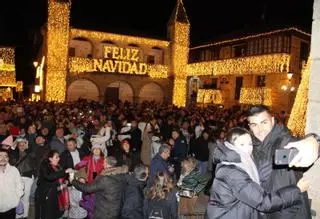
[147,199,169,219]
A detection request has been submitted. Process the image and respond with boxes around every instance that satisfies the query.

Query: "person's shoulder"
[215,164,249,183]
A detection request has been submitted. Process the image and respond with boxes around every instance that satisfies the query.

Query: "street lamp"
[287,72,294,81]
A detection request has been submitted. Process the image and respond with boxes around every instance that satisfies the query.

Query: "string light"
[71,29,169,48]
[0,72,16,87]
[16,81,23,92]
[0,88,13,100]
[0,48,16,87]
[46,0,70,102]
[239,87,272,106]
[187,54,290,76]
[287,58,310,137]
[197,89,223,104]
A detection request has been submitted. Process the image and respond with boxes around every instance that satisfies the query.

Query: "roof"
[168,0,189,25]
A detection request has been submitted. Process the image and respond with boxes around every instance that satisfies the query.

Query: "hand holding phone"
[274,148,298,165]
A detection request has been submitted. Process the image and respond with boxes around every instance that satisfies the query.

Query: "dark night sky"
[0,0,314,87]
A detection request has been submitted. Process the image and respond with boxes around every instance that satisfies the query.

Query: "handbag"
[16,200,24,215]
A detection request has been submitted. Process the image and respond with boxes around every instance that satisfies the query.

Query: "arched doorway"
[67,79,99,101]
[106,81,133,103]
[139,83,164,103]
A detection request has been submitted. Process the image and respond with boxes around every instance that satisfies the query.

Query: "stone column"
[305,0,320,218]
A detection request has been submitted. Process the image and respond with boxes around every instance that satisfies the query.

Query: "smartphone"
[274,149,298,165]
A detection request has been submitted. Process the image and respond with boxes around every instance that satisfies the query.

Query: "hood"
[100,165,128,176]
[127,175,146,188]
[213,142,241,164]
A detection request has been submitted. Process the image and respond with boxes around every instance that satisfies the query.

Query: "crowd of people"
[0,99,319,219]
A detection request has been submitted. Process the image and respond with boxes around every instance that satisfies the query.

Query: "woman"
[14,137,35,219]
[75,144,105,219]
[206,127,309,219]
[177,157,207,216]
[35,150,73,219]
[116,139,141,172]
[144,172,178,219]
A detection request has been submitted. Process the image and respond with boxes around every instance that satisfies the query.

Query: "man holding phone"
[246,105,318,219]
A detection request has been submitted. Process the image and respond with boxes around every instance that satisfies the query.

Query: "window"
[87,54,92,58]
[202,78,218,89]
[235,77,243,100]
[233,44,247,57]
[256,75,266,87]
[277,36,282,52]
[147,55,155,64]
[272,37,277,52]
[69,47,75,57]
[300,42,309,61]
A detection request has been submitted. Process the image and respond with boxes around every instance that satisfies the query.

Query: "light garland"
[0,88,13,100]
[191,27,310,50]
[187,54,290,76]
[16,81,23,92]
[71,29,169,48]
[287,58,310,136]
[197,89,223,104]
[239,87,272,106]
[68,57,168,78]
[46,0,70,102]
[0,71,16,87]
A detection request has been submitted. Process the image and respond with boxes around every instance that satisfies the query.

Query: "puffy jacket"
[252,124,311,219]
[179,168,207,196]
[148,154,171,187]
[121,175,145,219]
[206,142,302,219]
[14,152,35,178]
[73,165,128,219]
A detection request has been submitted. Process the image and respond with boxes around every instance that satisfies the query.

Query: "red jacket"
[75,155,104,184]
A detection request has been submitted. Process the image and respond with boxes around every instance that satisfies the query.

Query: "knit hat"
[91,144,103,151]
[1,135,13,147]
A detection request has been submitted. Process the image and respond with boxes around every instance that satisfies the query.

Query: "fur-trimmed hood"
[100,165,129,176]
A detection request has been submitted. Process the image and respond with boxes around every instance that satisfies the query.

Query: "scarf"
[51,165,69,211]
[222,142,260,185]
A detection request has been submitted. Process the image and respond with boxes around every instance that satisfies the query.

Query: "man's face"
[36,136,45,145]
[56,128,64,138]
[248,111,275,142]
[172,131,179,140]
[0,152,9,167]
[67,141,77,152]
[161,150,170,160]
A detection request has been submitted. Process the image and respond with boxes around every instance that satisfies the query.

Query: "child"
[206,127,309,219]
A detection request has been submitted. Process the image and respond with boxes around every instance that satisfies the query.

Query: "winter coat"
[115,150,141,172]
[75,155,105,184]
[148,154,171,187]
[59,149,85,169]
[49,136,66,154]
[72,165,129,219]
[190,137,209,161]
[252,124,311,219]
[121,175,145,219]
[15,152,36,178]
[179,168,207,196]
[172,135,187,161]
[206,142,302,219]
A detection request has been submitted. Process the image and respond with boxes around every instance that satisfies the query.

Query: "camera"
[274,148,298,165]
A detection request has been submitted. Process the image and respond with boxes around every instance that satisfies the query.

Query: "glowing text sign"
[93,46,147,75]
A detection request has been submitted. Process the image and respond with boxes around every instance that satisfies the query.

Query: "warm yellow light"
[16,81,23,92]
[287,58,310,136]
[33,61,38,68]
[287,72,293,80]
[290,87,295,92]
[45,0,70,102]
[187,54,290,76]
[197,89,223,104]
[239,87,272,106]
[281,85,288,91]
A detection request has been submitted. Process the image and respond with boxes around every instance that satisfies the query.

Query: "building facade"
[38,0,310,113]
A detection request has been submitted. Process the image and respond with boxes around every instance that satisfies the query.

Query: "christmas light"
[187,54,290,76]
[287,58,310,136]
[16,81,23,92]
[239,87,272,106]
[197,89,223,104]
[46,0,70,102]
[0,48,16,87]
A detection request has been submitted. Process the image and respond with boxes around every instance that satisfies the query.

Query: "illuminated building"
[39,0,310,112]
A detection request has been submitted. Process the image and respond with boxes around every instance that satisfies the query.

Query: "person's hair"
[158,144,170,155]
[46,149,59,161]
[67,138,77,145]
[246,105,270,118]
[134,164,148,181]
[105,156,117,167]
[0,148,9,155]
[146,172,173,200]
[226,127,251,145]
[182,156,197,171]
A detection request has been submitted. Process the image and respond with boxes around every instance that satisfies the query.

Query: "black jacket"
[73,166,128,219]
[15,152,36,178]
[252,124,311,219]
[206,142,302,219]
[59,149,85,169]
[121,176,146,219]
[191,137,209,161]
[115,149,141,172]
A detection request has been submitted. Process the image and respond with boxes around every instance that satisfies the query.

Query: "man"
[191,130,209,174]
[170,128,187,179]
[49,127,66,154]
[121,164,149,219]
[0,149,24,219]
[119,120,142,152]
[247,105,312,219]
[148,144,174,187]
[71,156,128,219]
[59,138,85,169]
